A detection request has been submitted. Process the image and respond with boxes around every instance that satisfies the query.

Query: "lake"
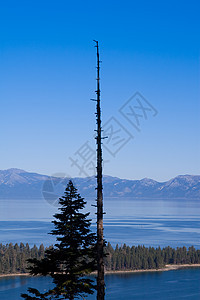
[0,197,200,299]
[0,197,200,248]
[0,268,200,299]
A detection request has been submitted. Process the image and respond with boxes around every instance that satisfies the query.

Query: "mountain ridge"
[0,169,199,199]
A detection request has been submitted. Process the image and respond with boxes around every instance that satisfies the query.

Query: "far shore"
[1,264,200,278]
[105,264,200,275]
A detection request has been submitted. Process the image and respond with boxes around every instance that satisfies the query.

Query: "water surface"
[0,198,199,248]
[0,268,199,300]
[1,197,200,299]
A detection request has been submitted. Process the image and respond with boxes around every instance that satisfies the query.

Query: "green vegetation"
[105,243,200,270]
[21,180,97,300]
[0,242,46,274]
[1,243,200,275]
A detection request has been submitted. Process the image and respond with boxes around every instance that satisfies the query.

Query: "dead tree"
[94,40,105,300]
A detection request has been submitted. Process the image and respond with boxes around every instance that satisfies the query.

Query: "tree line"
[0,242,47,274]
[1,242,200,275]
[105,243,200,270]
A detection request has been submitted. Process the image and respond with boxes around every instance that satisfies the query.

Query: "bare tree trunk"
[94,40,105,300]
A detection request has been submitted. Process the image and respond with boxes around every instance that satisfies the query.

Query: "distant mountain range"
[0,168,199,200]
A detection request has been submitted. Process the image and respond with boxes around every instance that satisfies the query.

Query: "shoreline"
[1,264,200,278]
[105,264,200,274]
[0,273,30,278]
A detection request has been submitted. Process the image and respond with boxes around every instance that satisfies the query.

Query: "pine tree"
[21,180,97,300]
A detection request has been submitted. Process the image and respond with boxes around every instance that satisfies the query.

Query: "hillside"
[0,169,199,199]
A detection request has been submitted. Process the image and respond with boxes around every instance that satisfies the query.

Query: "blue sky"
[0,0,199,181]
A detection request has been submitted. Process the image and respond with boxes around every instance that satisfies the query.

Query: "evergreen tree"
[21,180,97,300]
[1,242,200,276]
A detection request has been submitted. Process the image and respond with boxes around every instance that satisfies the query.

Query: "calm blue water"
[0,198,200,248]
[0,197,200,299]
[0,217,200,249]
[0,268,200,300]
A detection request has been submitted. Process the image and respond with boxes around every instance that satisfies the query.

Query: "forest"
[0,242,200,275]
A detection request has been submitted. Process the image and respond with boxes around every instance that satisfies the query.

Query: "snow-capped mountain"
[0,169,199,199]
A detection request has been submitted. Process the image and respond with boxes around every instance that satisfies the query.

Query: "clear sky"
[0,0,199,181]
